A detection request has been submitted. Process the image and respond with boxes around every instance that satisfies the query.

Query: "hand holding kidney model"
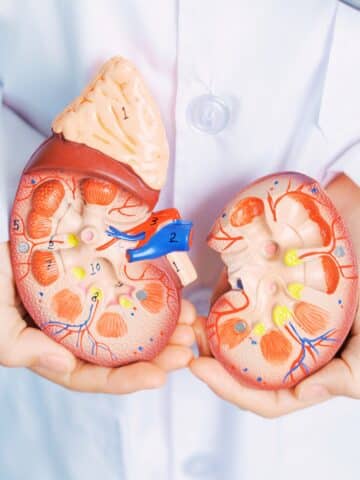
[207,172,358,389]
[10,57,197,367]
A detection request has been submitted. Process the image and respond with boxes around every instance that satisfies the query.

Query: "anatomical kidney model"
[208,172,358,389]
[10,57,197,367]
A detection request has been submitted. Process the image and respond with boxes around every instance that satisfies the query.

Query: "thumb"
[295,358,353,401]
[1,325,76,373]
[193,316,212,357]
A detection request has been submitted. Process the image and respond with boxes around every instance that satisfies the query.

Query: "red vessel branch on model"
[10,57,197,367]
[207,172,358,390]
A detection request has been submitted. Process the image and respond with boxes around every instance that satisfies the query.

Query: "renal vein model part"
[207,172,358,390]
[10,57,197,367]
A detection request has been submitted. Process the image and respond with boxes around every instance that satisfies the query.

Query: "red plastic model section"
[207,172,358,389]
[10,57,196,367]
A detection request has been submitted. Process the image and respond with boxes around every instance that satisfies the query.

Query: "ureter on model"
[166,251,197,287]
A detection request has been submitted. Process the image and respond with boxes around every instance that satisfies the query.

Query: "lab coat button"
[183,454,217,477]
[186,95,229,134]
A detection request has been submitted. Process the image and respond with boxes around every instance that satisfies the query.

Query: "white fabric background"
[0,1,359,479]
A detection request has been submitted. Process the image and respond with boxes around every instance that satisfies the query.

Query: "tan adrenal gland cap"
[52,56,169,191]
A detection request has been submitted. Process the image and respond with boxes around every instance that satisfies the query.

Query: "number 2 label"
[169,232,178,243]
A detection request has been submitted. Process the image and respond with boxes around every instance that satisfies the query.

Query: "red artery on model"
[207,172,358,389]
[9,57,197,367]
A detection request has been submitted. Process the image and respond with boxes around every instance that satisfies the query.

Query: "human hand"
[0,241,195,393]
[191,174,360,417]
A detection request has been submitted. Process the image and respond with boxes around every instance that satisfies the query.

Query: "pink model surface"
[208,172,358,389]
[10,57,197,367]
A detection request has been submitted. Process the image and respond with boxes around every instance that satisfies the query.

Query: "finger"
[31,360,166,394]
[295,358,360,400]
[190,357,274,413]
[193,316,212,356]
[295,358,354,400]
[178,299,197,325]
[0,308,76,373]
[296,334,360,400]
[33,344,192,393]
[169,324,195,346]
[152,345,193,372]
[190,357,327,417]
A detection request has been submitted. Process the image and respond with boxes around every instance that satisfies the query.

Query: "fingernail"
[36,354,72,373]
[298,384,329,402]
[194,326,208,356]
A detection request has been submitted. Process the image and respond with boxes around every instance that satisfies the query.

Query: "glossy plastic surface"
[10,57,197,366]
[207,172,358,389]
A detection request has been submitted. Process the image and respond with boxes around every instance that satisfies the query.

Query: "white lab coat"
[1,1,360,479]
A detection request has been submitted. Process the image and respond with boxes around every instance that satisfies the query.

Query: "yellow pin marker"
[90,286,103,301]
[67,233,79,248]
[253,322,266,336]
[119,296,133,309]
[71,266,86,281]
[287,283,304,300]
[283,248,302,267]
[272,305,292,327]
